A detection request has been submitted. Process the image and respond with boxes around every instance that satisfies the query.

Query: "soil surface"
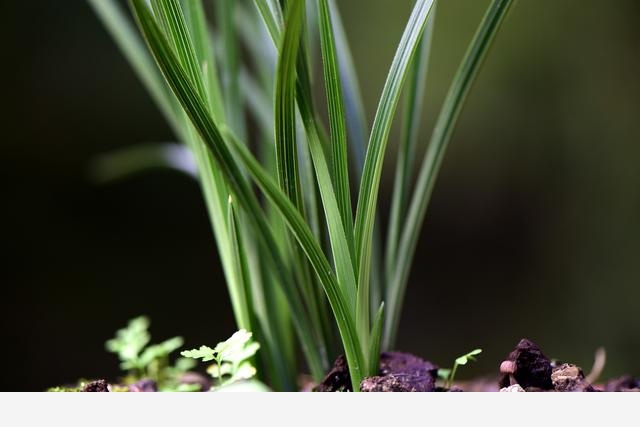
[71,338,639,392]
[315,338,639,392]
[314,352,438,392]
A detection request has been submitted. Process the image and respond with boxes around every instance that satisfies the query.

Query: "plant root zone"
[66,338,640,392]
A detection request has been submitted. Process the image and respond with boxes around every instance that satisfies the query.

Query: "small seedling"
[105,315,188,389]
[181,329,260,390]
[438,348,483,389]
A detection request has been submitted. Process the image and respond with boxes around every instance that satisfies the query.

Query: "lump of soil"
[314,354,351,392]
[314,352,438,392]
[82,379,109,392]
[499,338,553,390]
[499,339,598,392]
[551,363,595,392]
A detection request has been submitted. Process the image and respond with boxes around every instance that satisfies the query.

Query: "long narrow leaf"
[354,0,435,348]
[215,0,245,139]
[384,0,514,348]
[385,7,436,285]
[317,0,353,252]
[275,0,305,213]
[129,0,328,380]
[257,1,362,381]
[183,0,226,121]
[149,0,207,101]
[223,125,365,390]
[367,302,385,377]
[327,0,367,178]
[226,196,253,331]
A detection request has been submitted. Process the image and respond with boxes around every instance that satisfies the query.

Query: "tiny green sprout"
[439,348,483,389]
[105,315,186,389]
[181,329,260,390]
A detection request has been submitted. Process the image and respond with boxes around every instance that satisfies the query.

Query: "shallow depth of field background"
[3,0,639,390]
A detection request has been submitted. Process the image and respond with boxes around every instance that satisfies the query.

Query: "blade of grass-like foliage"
[354,0,435,347]
[269,0,363,385]
[223,125,364,390]
[256,0,359,364]
[368,302,384,377]
[149,0,207,101]
[183,0,225,121]
[384,0,514,349]
[227,197,296,390]
[90,143,197,183]
[88,0,183,137]
[327,0,367,177]
[129,0,329,380]
[327,0,385,316]
[226,196,253,332]
[215,0,245,140]
[180,1,294,383]
[275,0,305,214]
[317,0,354,254]
[276,0,329,362]
[253,0,283,44]
[130,0,366,385]
[287,1,359,317]
[385,6,436,285]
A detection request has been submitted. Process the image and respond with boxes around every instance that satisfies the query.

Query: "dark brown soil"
[82,379,109,392]
[73,337,640,392]
[314,352,438,392]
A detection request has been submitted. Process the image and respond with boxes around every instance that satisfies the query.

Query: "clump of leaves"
[106,315,194,390]
[181,329,260,390]
[90,0,514,390]
[438,348,482,389]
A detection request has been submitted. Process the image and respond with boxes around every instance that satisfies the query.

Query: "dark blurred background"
[3,0,639,390]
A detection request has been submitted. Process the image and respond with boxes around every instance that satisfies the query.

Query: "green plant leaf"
[227,196,253,331]
[181,345,217,362]
[91,143,197,183]
[353,0,435,351]
[437,368,452,380]
[215,0,245,140]
[274,0,305,212]
[130,0,329,381]
[455,348,482,365]
[183,0,225,121]
[138,336,184,367]
[149,0,207,101]
[317,0,353,247]
[223,126,365,388]
[385,6,436,286]
[367,302,385,378]
[384,0,515,349]
[253,0,283,45]
[105,315,151,363]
